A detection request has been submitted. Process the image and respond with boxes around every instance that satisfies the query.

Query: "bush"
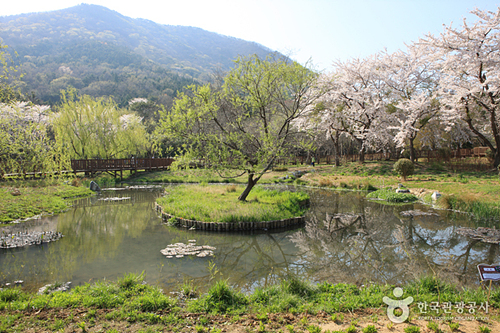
[393,159,414,180]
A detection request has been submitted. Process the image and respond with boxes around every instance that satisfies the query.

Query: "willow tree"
[157,55,322,201]
[52,89,148,159]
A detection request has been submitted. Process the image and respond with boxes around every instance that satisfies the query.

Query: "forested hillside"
[0,4,274,105]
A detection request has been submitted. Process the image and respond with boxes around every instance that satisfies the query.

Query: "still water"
[0,185,497,292]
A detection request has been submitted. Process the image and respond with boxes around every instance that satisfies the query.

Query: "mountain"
[0,4,275,105]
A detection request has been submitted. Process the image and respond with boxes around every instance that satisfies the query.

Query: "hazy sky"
[2,0,499,71]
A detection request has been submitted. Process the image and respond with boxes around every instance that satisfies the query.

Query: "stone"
[161,241,215,259]
[431,191,442,201]
[90,181,101,192]
[38,282,71,295]
[400,210,439,217]
[10,189,21,196]
[0,231,64,249]
[98,197,131,201]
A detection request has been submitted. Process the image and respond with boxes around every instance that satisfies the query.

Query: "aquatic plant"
[366,187,418,203]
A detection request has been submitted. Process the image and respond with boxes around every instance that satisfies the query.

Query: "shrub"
[393,158,414,181]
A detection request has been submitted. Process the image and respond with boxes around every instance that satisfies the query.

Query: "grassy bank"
[0,180,93,223]
[294,160,500,220]
[1,274,498,332]
[157,185,309,223]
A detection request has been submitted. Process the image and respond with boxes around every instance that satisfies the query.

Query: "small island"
[155,184,309,231]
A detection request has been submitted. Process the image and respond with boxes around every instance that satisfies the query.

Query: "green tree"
[52,89,148,159]
[393,158,415,181]
[0,102,68,178]
[157,54,323,200]
[0,43,23,103]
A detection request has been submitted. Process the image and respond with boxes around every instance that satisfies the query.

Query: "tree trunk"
[238,173,257,201]
[409,137,416,163]
[331,131,341,167]
[494,149,500,169]
[358,141,365,163]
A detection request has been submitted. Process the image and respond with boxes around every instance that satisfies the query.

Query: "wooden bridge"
[71,158,174,178]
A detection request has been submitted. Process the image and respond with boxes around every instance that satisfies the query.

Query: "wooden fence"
[275,147,493,167]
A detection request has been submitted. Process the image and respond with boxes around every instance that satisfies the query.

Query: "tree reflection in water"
[288,189,499,287]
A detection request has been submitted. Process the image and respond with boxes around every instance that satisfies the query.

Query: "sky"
[1,0,500,71]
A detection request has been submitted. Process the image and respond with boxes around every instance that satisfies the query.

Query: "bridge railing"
[71,158,175,173]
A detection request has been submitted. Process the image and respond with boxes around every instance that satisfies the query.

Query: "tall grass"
[188,280,248,314]
[438,194,500,220]
[157,185,309,222]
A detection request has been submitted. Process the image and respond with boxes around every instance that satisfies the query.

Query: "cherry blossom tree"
[421,7,500,167]
[333,55,399,162]
[0,102,68,177]
[293,72,347,166]
[380,44,441,162]
[298,54,395,163]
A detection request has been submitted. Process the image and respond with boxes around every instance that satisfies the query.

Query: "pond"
[0,185,497,292]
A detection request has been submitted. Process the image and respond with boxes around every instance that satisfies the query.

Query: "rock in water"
[431,191,442,201]
[38,282,72,295]
[160,240,215,259]
[90,181,101,192]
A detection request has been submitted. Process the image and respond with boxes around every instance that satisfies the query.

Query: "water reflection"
[289,189,499,287]
[0,186,498,292]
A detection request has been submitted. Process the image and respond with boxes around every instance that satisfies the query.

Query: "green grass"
[438,195,500,220]
[404,327,421,333]
[156,184,309,222]
[366,187,418,203]
[0,183,93,223]
[0,274,498,332]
